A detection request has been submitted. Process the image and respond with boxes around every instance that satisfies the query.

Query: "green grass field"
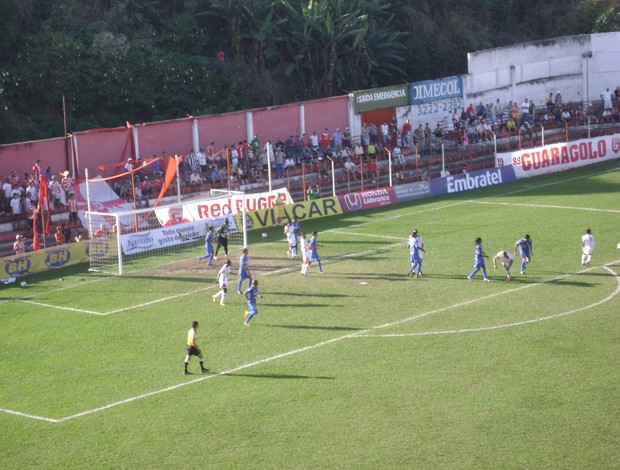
[1,160,619,469]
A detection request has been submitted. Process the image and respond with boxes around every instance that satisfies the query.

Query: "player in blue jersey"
[309,230,324,273]
[407,230,425,278]
[514,234,533,274]
[243,279,262,326]
[290,216,300,257]
[467,237,490,282]
[198,226,215,265]
[237,248,252,294]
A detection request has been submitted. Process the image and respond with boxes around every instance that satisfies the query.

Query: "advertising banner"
[2,242,91,279]
[338,188,397,212]
[410,76,463,105]
[393,181,433,203]
[153,188,292,226]
[430,166,517,196]
[119,219,213,255]
[495,134,620,178]
[354,84,410,113]
[248,197,343,229]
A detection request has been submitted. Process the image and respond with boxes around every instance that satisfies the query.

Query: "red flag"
[32,209,40,251]
[38,174,50,238]
[154,155,183,208]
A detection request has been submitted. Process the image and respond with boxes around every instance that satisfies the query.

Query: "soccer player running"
[198,226,215,265]
[184,321,209,375]
[212,259,232,306]
[244,279,262,326]
[493,250,514,281]
[237,248,252,294]
[468,237,490,282]
[407,230,425,278]
[514,233,533,274]
[581,229,594,265]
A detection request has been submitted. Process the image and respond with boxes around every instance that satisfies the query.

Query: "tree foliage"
[0,0,616,143]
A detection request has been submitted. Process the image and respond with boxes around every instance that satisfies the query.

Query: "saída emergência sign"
[354,84,410,113]
[429,167,517,196]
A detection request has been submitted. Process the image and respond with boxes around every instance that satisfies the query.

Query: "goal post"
[209,189,248,249]
[84,189,248,275]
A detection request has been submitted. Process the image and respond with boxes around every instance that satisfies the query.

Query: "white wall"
[464,31,620,108]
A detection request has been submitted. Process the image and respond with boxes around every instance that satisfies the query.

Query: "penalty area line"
[0,407,60,423]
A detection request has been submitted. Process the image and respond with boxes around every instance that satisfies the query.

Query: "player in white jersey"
[407,230,425,278]
[581,229,594,265]
[493,250,514,281]
[284,221,297,259]
[300,231,310,276]
[212,259,232,306]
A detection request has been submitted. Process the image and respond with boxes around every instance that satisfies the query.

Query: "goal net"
[84,189,248,275]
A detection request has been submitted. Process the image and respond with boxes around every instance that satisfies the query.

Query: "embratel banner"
[430,166,517,196]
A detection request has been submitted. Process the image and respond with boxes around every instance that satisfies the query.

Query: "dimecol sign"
[410,76,463,105]
[495,135,620,178]
[354,84,410,113]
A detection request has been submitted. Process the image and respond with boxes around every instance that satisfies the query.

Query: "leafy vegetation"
[0,0,617,143]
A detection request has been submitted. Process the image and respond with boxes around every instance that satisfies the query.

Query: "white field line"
[473,200,620,213]
[355,265,620,338]
[0,407,59,423]
[2,262,617,424]
[16,300,106,316]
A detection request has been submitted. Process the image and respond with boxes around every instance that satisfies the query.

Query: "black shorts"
[187,345,201,356]
[69,211,78,221]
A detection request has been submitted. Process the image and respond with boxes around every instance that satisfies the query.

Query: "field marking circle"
[355,265,620,338]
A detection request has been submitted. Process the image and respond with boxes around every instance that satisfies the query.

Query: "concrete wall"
[464,31,620,107]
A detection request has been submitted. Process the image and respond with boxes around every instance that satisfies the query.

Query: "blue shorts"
[520,248,530,258]
[410,253,422,263]
[247,301,258,315]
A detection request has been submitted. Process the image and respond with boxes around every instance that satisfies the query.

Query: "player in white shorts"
[212,259,232,305]
[581,229,594,265]
[493,250,514,281]
[299,231,310,276]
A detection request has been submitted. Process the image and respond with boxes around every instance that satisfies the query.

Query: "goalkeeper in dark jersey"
[214,218,230,259]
